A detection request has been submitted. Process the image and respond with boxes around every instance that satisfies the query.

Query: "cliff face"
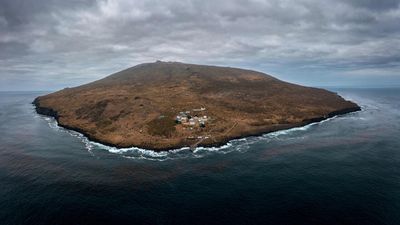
[34,61,360,151]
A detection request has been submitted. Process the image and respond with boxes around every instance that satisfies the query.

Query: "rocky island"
[33,61,360,151]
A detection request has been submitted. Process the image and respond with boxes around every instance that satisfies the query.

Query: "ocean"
[0,88,399,225]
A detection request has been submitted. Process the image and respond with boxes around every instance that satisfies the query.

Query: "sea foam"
[38,111,353,161]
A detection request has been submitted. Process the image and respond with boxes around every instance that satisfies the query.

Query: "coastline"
[33,98,361,152]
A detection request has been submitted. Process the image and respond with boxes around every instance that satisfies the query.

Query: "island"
[33,61,360,151]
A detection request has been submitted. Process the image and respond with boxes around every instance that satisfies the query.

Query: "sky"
[1,0,400,91]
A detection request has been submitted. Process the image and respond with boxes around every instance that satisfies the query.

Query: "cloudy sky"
[1,0,400,91]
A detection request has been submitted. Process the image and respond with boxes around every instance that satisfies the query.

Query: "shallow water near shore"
[1,88,400,224]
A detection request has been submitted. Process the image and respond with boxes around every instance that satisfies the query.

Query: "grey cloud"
[343,0,400,11]
[0,0,400,90]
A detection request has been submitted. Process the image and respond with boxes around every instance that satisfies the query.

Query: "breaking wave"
[36,112,356,161]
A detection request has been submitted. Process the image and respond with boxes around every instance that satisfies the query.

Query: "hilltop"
[33,61,360,150]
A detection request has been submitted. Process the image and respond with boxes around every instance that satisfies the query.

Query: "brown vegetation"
[33,61,360,151]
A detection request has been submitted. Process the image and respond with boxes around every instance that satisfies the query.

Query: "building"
[176,109,209,127]
[193,107,206,112]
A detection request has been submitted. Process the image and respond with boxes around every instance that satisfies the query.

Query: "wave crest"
[37,114,341,161]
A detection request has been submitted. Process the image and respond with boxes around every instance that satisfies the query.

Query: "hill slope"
[33,61,360,150]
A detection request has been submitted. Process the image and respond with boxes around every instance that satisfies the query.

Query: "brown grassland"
[34,61,360,151]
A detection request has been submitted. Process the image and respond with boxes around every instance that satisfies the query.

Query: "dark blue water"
[0,89,400,225]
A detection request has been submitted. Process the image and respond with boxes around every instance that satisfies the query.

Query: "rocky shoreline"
[33,98,361,151]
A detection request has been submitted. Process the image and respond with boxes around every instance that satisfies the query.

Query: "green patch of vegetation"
[147,116,176,137]
[110,109,130,121]
[96,119,112,128]
[75,100,109,121]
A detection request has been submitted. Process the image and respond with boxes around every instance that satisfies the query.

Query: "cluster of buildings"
[175,108,209,127]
